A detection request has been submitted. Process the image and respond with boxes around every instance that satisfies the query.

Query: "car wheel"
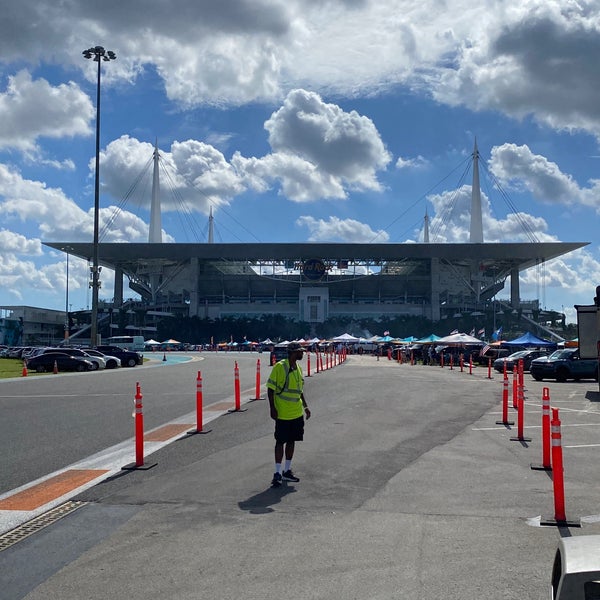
[556,368,568,382]
[532,374,542,381]
[106,360,117,369]
[127,358,137,367]
[91,362,99,371]
[76,364,86,372]
[36,365,45,373]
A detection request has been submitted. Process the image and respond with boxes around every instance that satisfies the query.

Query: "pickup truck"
[530,349,598,382]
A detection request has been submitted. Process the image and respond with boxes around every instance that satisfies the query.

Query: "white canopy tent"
[436,333,484,345]
[332,333,360,342]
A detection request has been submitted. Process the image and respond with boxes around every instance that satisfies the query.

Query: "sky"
[1,0,600,323]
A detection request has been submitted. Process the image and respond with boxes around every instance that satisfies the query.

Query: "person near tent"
[267,342,311,487]
[428,345,437,366]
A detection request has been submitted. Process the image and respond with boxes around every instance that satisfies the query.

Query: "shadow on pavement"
[238,485,297,514]
[585,390,600,402]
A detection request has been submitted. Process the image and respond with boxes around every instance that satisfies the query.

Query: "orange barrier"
[251,359,264,400]
[531,387,551,471]
[123,383,157,470]
[197,371,204,429]
[135,383,144,465]
[22,360,28,377]
[487,357,492,379]
[306,352,311,377]
[496,372,514,426]
[188,371,211,434]
[551,408,566,521]
[53,360,58,374]
[518,358,524,390]
[540,408,579,526]
[234,361,241,410]
[510,371,531,442]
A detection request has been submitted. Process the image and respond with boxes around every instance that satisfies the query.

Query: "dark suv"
[530,349,598,382]
[96,345,143,367]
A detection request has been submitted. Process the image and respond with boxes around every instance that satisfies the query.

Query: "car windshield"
[548,350,574,359]
[507,351,529,359]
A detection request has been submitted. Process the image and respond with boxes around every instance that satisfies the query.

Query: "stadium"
[45,143,587,337]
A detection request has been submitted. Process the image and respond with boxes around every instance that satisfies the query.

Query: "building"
[0,306,66,347]
[43,142,587,334]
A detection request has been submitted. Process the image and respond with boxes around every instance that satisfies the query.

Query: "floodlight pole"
[64,248,70,339]
[83,46,116,347]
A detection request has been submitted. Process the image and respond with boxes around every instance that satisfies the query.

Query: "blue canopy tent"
[415,334,441,344]
[504,332,557,348]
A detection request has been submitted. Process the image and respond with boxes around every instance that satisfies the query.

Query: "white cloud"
[233,151,347,202]
[297,215,390,242]
[396,155,429,170]
[426,184,555,244]
[99,136,243,214]
[0,229,42,255]
[100,92,390,205]
[1,1,600,141]
[265,90,391,189]
[432,3,600,137]
[232,89,391,201]
[489,143,600,210]
[0,70,93,152]
[0,163,153,243]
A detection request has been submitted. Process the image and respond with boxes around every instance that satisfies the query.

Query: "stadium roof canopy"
[46,241,587,272]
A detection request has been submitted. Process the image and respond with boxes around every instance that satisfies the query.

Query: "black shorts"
[274,417,304,443]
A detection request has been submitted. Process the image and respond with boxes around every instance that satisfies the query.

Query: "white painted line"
[0,391,251,536]
[473,422,600,431]
[564,444,600,448]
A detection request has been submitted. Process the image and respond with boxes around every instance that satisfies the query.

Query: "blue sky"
[1,0,599,322]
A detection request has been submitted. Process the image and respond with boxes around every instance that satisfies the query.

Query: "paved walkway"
[2,355,600,600]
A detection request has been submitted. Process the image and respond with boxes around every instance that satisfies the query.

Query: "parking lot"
[3,355,600,599]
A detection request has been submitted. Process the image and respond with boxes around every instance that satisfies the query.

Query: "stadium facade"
[45,143,587,332]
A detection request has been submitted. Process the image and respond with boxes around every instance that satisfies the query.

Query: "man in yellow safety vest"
[267,342,311,486]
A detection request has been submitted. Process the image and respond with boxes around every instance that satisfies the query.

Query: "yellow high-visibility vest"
[267,359,304,420]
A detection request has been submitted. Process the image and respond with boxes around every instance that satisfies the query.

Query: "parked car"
[83,348,121,369]
[8,346,33,359]
[270,345,290,365]
[35,347,107,370]
[96,345,143,367]
[530,349,598,382]
[493,349,551,373]
[476,346,513,365]
[26,352,94,373]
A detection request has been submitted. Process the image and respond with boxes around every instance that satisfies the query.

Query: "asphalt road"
[2,355,600,599]
[0,351,267,494]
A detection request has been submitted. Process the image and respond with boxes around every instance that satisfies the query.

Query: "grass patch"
[0,358,43,378]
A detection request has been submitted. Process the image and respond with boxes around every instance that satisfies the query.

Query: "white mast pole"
[149,140,162,243]
[470,138,484,243]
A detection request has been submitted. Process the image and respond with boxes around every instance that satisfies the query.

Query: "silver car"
[83,348,121,369]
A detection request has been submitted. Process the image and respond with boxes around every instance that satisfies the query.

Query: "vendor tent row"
[274,331,558,347]
[144,331,559,348]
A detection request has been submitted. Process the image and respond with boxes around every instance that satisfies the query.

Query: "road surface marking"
[0,470,108,511]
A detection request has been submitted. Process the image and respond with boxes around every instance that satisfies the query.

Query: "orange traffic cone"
[53,360,58,374]
[22,361,28,377]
